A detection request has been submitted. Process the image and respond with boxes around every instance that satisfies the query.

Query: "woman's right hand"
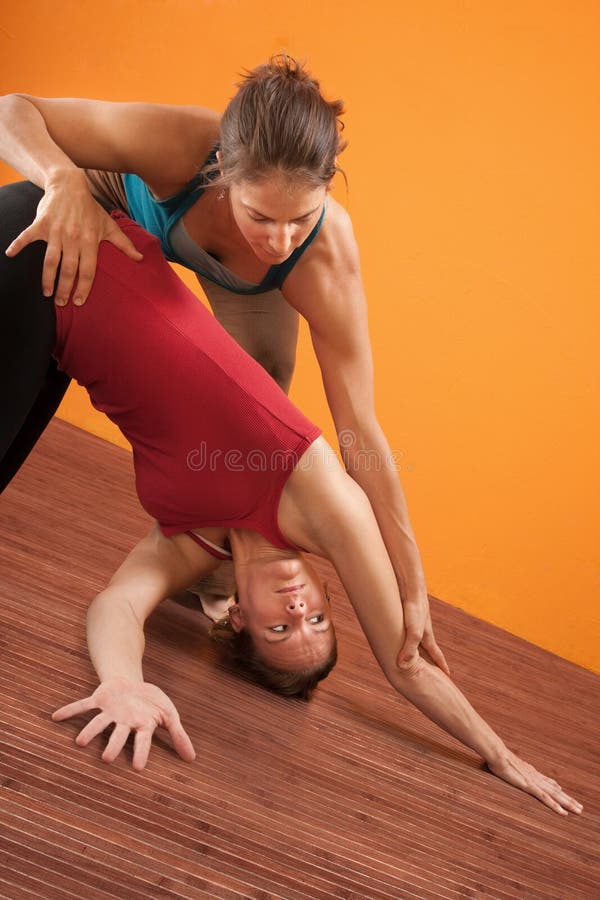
[5,170,143,306]
[52,677,196,770]
[487,748,583,816]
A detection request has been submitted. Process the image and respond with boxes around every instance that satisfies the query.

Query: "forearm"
[0,94,83,189]
[388,658,507,764]
[343,423,427,600]
[326,496,497,762]
[86,589,146,684]
[84,526,217,683]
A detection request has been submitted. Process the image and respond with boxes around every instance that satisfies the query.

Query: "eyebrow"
[263,622,332,644]
[244,204,321,221]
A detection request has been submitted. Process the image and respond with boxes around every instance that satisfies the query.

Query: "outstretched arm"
[53,524,219,769]
[291,452,582,816]
[284,200,445,673]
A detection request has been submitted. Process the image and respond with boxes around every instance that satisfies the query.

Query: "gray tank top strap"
[85,169,130,213]
[168,203,327,295]
[169,219,260,292]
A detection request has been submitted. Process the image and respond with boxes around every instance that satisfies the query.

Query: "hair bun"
[208,55,346,190]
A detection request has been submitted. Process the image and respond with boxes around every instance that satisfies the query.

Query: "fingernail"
[74,296,84,306]
[55,297,67,307]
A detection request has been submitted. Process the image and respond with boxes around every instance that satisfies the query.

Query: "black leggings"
[0,181,71,492]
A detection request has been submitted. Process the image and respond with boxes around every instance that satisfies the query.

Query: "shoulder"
[307,196,359,272]
[279,437,370,554]
[147,103,221,151]
[131,104,221,197]
[149,525,223,586]
[282,196,365,319]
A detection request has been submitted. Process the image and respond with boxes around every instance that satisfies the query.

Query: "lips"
[262,246,292,261]
[276,584,305,594]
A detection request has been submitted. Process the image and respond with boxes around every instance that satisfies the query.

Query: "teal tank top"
[122,148,325,295]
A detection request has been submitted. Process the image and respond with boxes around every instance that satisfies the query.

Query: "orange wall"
[1,1,598,672]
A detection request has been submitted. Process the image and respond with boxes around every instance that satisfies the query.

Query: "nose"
[268,225,293,256]
[286,598,306,618]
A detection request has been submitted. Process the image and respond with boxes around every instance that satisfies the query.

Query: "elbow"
[86,587,113,622]
[0,93,37,128]
[384,651,431,693]
[0,92,32,108]
[0,93,15,117]
[86,586,148,642]
[397,652,429,681]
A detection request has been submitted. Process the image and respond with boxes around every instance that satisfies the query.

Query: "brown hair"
[205,54,346,189]
[209,613,337,701]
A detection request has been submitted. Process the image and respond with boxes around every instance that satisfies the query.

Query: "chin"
[257,248,291,264]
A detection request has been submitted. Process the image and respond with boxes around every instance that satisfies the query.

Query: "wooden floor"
[0,420,598,899]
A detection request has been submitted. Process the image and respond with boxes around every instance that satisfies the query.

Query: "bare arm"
[53,524,219,768]
[0,93,219,192]
[283,202,446,673]
[284,446,582,816]
[0,93,219,303]
[85,523,217,677]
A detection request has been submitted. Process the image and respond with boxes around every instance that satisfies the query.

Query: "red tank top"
[53,213,321,548]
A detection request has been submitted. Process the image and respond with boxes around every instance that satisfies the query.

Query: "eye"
[249,214,270,223]
[309,614,325,624]
[270,624,288,633]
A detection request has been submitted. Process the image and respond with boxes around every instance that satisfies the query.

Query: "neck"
[229,529,306,592]
[205,185,248,253]
[229,529,300,564]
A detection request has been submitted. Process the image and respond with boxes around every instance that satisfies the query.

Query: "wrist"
[96,671,144,688]
[481,738,510,768]
[44,164,88,193]
[103,674,144,686]
[402,584,428,602]
[90,647,145,685]
[398,576,428,605]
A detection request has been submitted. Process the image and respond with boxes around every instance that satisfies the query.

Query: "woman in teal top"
[0,55,445,676]
[121,147,327,296]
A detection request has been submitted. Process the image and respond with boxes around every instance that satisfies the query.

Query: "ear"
[228,602,244,633]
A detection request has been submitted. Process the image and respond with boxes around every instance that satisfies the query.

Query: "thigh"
[0,360,70,492]
[197,278,299,394]
[0,181,64,479]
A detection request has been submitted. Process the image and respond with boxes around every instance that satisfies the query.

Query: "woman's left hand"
[487,748,583,816]
[52,677,196,770]
[397,595,450,676]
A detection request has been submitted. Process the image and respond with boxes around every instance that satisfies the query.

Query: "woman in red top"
[0,181,582,817]
[0,56,445,677]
